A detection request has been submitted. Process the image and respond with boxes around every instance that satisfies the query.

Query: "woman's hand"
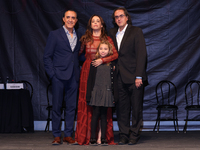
[92,58,103,67]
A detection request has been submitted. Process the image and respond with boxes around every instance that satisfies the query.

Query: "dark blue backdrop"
[0,0,200,121]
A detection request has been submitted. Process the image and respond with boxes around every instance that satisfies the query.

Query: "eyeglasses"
[114,14,125,19]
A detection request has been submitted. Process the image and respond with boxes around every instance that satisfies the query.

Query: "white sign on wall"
[6,83,24,89]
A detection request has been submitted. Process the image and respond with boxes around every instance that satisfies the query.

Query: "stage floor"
[0,131,200,150]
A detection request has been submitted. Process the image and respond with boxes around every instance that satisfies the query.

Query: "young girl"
[86,40,118,145]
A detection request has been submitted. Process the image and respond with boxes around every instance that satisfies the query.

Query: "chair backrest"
[156,80,177,105]
[17,80,33,100]
[185,80,200,106]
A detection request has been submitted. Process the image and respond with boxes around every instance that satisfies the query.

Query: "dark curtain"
[0,0,200,121]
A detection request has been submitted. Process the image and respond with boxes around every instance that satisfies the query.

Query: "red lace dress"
[75,36,118,145]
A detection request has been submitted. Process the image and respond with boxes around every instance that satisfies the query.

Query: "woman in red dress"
[75,14,118,145]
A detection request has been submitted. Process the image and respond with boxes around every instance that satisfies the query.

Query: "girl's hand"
[92,59,103,67]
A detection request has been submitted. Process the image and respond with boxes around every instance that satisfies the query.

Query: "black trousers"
[117,74,143,140]
[90,106,108,139]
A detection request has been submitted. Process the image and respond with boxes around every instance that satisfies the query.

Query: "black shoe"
[118,137,128,145]
[128,139,137,145]
[128,137,140,145]
[90,138,98,146]
[101,138,108,146]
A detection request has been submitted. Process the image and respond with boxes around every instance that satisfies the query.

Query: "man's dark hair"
[112,7,132,27]
[62,10,79,29]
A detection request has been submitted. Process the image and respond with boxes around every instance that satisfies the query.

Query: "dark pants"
[117,74,143,140]
[91,106,108,139]
[52,73,78,138]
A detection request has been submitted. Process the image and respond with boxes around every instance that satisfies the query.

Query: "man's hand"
[135,78,143,88]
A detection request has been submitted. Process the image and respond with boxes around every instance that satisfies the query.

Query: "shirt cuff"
[136,76,142,79]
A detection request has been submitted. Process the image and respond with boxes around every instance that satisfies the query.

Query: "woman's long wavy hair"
[80,14,108,44]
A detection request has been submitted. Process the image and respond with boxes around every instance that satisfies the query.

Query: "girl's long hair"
[95,40,113,59]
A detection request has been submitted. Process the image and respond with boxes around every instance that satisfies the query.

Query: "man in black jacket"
[109,7,147,145]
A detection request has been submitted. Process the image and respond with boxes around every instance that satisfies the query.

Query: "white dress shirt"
[63,25,77,52]
[116,24,128,51]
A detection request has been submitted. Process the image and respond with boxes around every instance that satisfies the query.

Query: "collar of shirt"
[63,25,77,51]
[116,24,128,50]
[117,23,128,34]
[63,25,76,35]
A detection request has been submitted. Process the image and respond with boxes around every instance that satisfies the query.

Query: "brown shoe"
[52,137,61,145]
[63,137,75,144]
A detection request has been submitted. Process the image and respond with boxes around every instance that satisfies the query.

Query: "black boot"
[90,138,98,146]
[101,138,108,146]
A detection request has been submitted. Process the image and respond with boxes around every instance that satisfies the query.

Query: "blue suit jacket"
[43,27,81,81]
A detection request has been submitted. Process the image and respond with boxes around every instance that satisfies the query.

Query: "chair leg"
[175,110,179,133]
[157,120,160,133]
[173,120,176,132]
[184,121,188,133]
[157,110,161,133]
[173,110,177,132]
[154,110,160,132]
[153,119,158,132]
[45,110,51,132]
[45,119,50,132]
[176,119,179,133]
[45,123,47,132]
[183,111,189,133]
[172,110,179,133]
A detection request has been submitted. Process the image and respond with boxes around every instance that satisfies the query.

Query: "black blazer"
[109,24,147,84]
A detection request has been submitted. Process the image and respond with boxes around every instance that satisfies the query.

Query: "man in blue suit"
[43,10,81,145]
